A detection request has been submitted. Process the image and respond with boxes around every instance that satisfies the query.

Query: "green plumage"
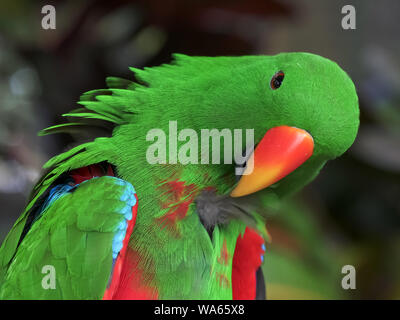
[0,53,359,299]
[1,178,129,299]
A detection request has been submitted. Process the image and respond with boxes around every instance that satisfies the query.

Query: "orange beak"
[230,126,314,197]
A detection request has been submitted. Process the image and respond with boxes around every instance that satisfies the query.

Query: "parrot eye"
[270,71,284,90]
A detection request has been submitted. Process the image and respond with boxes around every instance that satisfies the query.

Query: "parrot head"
[127,52,359,199]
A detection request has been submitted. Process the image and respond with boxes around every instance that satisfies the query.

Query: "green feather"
[38,123,88,136]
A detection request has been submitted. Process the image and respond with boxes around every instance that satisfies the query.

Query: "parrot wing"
[0,173,137,300]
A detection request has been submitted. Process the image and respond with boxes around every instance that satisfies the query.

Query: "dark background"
[0,0,399,299]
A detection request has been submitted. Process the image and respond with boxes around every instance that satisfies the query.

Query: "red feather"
[232,227,265,300]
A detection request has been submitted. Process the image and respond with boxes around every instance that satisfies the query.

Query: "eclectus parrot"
[0,53,359,299]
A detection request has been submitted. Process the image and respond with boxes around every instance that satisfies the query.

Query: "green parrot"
[0,52,359,300]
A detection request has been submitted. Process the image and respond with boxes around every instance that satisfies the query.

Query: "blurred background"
[0,0,399,299]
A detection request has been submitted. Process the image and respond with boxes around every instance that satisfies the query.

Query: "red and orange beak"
[230,126,314,197]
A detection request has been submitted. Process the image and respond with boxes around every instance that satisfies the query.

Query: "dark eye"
[270,71,284,90]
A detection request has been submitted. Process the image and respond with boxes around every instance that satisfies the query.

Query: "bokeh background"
[0,0,399,299]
